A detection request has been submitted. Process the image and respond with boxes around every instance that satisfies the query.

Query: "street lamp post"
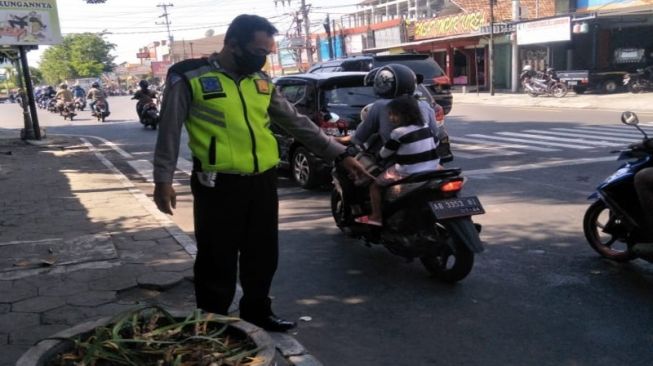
[489,0,495,96]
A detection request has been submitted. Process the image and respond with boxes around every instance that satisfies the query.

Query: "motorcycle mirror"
[621,111,639,126]
[326,112,340,123]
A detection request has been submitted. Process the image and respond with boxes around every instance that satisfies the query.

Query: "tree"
[29,67,43,85]
[40,33,116,84]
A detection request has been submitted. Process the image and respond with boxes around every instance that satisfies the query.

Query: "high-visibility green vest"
[179,62,279,174]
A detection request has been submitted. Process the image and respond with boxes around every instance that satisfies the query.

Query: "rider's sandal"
[354,216,382,226]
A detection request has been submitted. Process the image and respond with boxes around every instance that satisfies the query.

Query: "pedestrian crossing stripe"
[451,125,649,159]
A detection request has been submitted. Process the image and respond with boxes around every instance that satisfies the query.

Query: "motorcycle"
[521,67,568,98]
[330,143,485,282]
[583,111,653,263]
[137,100,159,130]
[47,98,57,113]
[623,66,653,93]
[73,96,86,111]
[61,102,76,121]
[92,100,109,122]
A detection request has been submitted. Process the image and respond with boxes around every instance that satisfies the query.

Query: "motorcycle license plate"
[567,81,578,86]
[429,197,485,219]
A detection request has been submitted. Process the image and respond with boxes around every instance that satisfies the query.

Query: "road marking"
[466,156,617,176]
[127,159,155,182]
[467,134,593,149]
[496,132,622,147]
[524,129,637,142]
[453,136,559,152]
[563,126,648,137]
[177,157,193,175]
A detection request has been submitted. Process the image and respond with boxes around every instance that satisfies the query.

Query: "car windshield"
[323,86,377,108]
[374,58,445,79]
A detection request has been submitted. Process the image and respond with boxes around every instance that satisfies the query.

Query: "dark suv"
[308,54,453,114]
[273,72,378,188]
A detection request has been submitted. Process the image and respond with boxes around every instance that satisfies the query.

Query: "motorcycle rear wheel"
[420,225,474,283]
[583,200,634,262]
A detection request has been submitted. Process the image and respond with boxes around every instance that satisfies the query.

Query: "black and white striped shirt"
[379,124,439,175]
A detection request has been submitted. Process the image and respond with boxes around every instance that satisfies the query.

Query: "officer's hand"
[334,135,352,145]
[154,182,177,215]
[341,156,375,182]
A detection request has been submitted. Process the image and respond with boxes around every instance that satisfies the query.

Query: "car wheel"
[292,147,319,189]
[603,80,618,94]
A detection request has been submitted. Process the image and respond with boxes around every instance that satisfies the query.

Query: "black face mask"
[234,46,266,75]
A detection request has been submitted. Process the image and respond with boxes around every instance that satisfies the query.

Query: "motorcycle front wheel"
[551,82,568,98]
[421,224,474,283]
[629,82,643,93]
[330,189,351,231]
[583,200,634,262]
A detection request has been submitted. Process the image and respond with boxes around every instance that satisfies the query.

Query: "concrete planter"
[16,311,276,366]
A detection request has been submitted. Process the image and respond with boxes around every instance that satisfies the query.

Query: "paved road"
[3,98,653,365]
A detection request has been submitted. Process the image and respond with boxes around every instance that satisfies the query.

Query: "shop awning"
[363,28,512,53]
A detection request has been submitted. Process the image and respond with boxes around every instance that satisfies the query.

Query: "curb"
[75,135,322,366]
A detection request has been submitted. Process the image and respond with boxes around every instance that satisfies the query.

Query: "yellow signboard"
[0,0,62,45]
[414,12,486,40]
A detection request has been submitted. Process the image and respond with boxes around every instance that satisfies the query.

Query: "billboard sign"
[0,0,62,45]
[517,17,571,45]
[414,12,486,40]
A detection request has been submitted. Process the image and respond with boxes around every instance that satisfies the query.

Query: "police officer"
[152,14,370,332]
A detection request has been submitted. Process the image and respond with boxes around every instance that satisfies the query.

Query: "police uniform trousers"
[191,167,279,316]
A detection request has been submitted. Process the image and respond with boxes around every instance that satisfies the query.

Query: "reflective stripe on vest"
[185,71,278,174]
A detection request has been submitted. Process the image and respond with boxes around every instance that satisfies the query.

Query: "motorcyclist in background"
[54,83,73,112]
[86,81,110,115]
[131,79,157,122]
[72,83,85,99]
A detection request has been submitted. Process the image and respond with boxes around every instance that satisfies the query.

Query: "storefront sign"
[414,12,486,40]
[516,17,571,45]
[0,0,62,45]
[479,23,515,34]
[151,61,171,77]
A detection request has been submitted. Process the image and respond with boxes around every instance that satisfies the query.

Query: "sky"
[27,0,362,66]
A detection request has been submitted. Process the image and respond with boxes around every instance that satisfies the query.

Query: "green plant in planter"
[47,306,262,366]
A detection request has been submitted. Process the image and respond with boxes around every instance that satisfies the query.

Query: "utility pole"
[156,3,174,62]
[301,0,314,65]
[511,0,520,93]
[489,0,495,96]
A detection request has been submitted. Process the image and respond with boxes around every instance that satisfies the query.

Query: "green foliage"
[40,33,116,85]
[47,306,261,366]
[29,66,43,85]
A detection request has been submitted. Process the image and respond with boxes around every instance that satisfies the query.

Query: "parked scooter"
[623,66,653,93]
[521,65,568,98]
[92,100,109,122]
[330,142,485,282]
[583,111,653,263]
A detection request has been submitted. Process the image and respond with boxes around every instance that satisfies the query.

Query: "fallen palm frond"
[47,306,263,366]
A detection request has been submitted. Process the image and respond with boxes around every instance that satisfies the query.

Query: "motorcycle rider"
[54,83,73,112]
[132,79,158,122]
[87,81,110,116]
[340,64,441,153]
[72,83,86,108]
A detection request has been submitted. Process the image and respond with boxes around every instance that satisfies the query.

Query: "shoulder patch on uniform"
[255,79,270,95]
[200,77,223,93]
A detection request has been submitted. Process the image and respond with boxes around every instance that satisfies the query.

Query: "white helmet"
[522,64,533,72]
